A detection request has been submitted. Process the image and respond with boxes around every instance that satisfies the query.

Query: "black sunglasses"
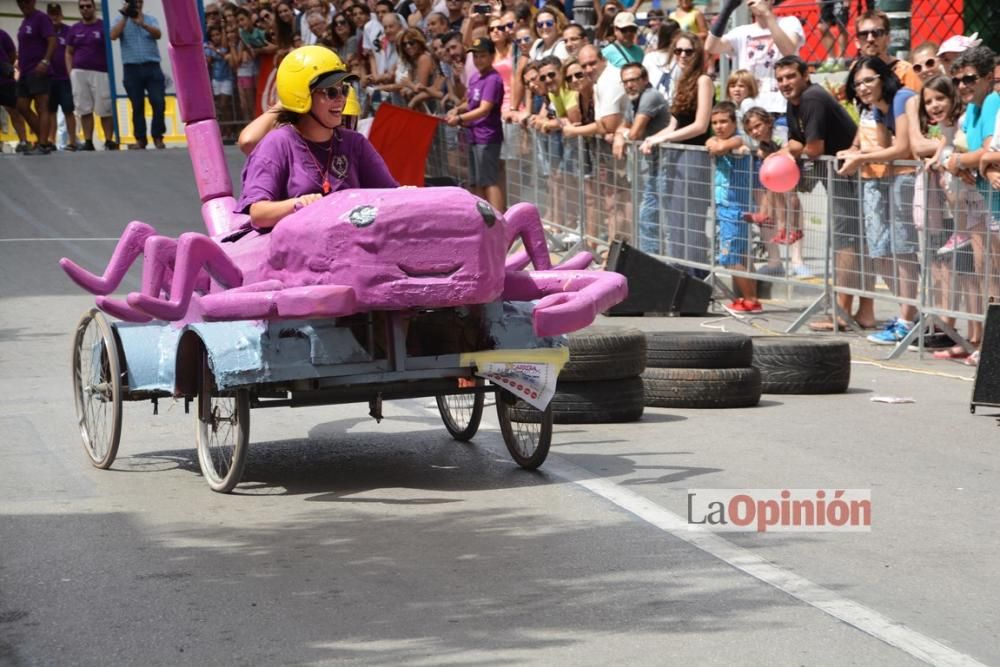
[316,83,352,99]
[567,71,586,81]
[539,71,558,81]
[402,40,420,47]
[952,74,981,87]
[515,35,532,44]
[857,28,887,40]
[912,58,936,73]
[333,19,350,25]
[674,47,695,55]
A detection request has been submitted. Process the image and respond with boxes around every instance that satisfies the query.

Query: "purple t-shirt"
[465,68,503,145]
[0,29,15,85]
[17,10,54,74]
[237,125,400,215]
[49,23,68,80]
[67,20,106,72]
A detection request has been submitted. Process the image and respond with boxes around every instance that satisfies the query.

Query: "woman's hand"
[837,153,864,176]
[640,136,661,155]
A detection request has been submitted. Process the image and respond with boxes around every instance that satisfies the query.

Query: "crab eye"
[347,205,377,227]
[477,201,496,227]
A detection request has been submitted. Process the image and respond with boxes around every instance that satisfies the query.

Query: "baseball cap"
[467,36,496,54]
[312,70,360,90]
[47,2,62,13]
[937,32,981,56]
[614,12,637,29]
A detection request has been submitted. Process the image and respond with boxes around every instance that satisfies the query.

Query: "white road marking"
[545,455,987,667]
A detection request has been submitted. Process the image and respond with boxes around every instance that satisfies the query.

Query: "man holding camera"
[110,0,165,149]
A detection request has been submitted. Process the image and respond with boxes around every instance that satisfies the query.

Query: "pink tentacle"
[554,252,594,271]
[504,203,552,270]
[505,249,531,271]
[128,233,243,321]
[59,221,158,295]
[94,296,153,323]
[502,270,628,337]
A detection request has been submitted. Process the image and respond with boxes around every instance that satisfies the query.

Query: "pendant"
[331,154,348,180]
[322,179,331,194]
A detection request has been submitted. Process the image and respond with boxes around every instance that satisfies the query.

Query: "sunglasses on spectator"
[912,58,936,73]
[618,26,637,33]
[857,28,886,40]
[499,21,514,30]
[536,19,555,28]
[853,74,880,88]
[402,40,419,47]
[952,74,981,87]
[489,25,504,31]
[334,19,350,25]
[567,71,586,81]
[515,36,533,44]
[539,71,558,81]
[673,47,695,56]
[316,84,352,99]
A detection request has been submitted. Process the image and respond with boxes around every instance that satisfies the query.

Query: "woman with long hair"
[640,31,714,270]
[328,12,358,64]
[490,13,515,115]
[640,19,680,102]
[393,28,436,111]
[273,1,298,61]
[508,25,536,121]
[593,0,623,48]
[529,9,568,61]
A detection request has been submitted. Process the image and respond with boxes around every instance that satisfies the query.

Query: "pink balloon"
[759,154,800,193]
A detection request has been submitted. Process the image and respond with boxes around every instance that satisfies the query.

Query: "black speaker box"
[970,302,1000,412]
[604,240,711,316]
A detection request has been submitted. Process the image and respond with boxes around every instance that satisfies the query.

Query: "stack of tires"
[512,327,647,423]
[641,332,762,408]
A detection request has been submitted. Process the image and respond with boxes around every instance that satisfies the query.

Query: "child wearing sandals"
[741,106,810,276]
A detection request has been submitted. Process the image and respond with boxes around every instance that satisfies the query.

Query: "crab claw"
[95,296,154,323]
[59,221,158,295]
[504,203,552,270]
[503,270,628,337]
[554,252,593,270]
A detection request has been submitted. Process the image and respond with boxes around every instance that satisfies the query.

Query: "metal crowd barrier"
[425,122,1000,361]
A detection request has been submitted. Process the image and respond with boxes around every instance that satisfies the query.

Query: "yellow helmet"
[276,46,356,114]
[344,85,360,117]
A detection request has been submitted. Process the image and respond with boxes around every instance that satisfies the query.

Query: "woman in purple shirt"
[237,46,398,229]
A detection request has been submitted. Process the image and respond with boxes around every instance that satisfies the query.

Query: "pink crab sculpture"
[58,0,625,337]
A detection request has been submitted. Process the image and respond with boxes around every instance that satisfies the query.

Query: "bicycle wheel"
[496,390,552,470]
[72,309,123,469]
[436,387,485,441]
[195,350,250,493]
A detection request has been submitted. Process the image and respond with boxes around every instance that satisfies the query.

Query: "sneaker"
[64,143,79,152]
[867,318,912,345]
[23,144,50,156]
[723,298,750,315]
[153,138,166,149]
[758,263,785,277]
[937,233,971,255]
[81,140,96,151]
[104,140,119,151]
[14,140,31,153]
[786,229,804,244]
[742,300,763,313]
[41,143,56,153]
[128,141,147,150]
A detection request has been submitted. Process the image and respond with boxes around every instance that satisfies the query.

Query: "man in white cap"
[602,12,644,69]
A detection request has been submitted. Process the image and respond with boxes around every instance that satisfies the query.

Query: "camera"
[473,4,491,14]
[120,0,139,18]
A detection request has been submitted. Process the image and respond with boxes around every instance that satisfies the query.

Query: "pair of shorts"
[0,82,15,108]
[47,78,74,113]
[237,75,255,90]
[17,72,50,98]
[212,78,234,97]
[468,142,502,187]
[862,175,918,258]
[717,206,750,266]
[819,0,849,29]
[70,68,112,116]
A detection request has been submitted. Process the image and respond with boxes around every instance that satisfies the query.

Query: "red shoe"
[786,229,804,244]
[723,298,750,315]
[743,211,775,227]
[771,229,787,244]
[742,300,763,313]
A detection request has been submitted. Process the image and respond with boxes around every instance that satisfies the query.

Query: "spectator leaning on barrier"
[65,0,115,151]
[446,36,505,210]
[936,33,980,77]
[16,0,57,155]
[562,44,623,142]
[706,0,803,123]
[839,56,919,345]
[773,55,864,333]
[45,3,76,150]
[110,0,166,150]
[614,62,669,255]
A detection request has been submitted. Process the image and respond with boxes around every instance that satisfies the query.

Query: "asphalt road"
[1,149,997,667]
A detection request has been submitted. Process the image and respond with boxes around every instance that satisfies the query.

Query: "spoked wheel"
[72,309,123,469]
[496,389,552,470]
[436,383,485,441]
[195,350,250,493]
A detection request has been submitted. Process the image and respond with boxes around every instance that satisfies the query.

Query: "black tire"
[751,336,851,394]
[560,327,647,381]
[642,367,762,408]
[512,377,645,424]
[436,389,485,441]
[196,350,250,493]
[645,331,753,369]
[496,390,552,470]
[72,309,123,469]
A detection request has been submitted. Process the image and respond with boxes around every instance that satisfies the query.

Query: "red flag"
[367,104,440,187]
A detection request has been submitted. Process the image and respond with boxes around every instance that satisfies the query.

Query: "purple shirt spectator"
[465,67,503,145]
[49,22,68,80]
[17,9,53,73]
[237,125,399,215]
[67,19,107,72]
[0,29,15,85]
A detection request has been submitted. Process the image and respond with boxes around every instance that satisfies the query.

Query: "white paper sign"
[476,361,558,411]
